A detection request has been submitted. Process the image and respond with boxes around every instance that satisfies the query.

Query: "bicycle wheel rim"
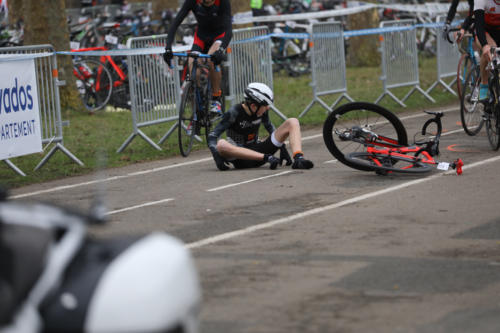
[485,106,500,150]
[75,59,113,112]
[323,102,408,171]
[460,68,484,136]
[346,152,432,174]
[178,81,196,157]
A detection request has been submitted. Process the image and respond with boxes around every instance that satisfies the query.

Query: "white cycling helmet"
[244,82,274,106]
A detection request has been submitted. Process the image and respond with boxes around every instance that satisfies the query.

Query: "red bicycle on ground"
[323,102,463,175]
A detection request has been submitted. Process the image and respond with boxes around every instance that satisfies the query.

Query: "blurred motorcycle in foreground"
[0,188,201,333]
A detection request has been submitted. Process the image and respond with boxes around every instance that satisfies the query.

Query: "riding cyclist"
[207,82,314,171]
[473,0,500,101]
[163,0,232,115]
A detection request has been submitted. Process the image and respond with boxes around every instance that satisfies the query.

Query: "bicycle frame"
[346,111,463,174]
[73,61,105,92]
[179,53,212,122]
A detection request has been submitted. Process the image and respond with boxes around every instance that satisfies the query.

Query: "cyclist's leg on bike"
[479,32,497,100]
[207,37,224,114]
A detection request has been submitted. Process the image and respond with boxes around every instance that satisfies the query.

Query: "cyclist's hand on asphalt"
[210,147,230,171]
[211,49,226,66]
[279,144,292,166]
[163,47,173,67]
[264,154,280,170]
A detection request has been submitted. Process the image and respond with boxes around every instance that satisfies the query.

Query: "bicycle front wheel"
[323,102,408,171]
[178,81,196,157]
[75,59,113,112]
[460,67,484,136]
[485,104,500,150]
[345,152,433,174]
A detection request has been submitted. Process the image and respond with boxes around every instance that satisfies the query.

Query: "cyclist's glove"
[279,144,292,166]
[210,146,230,171]
[442,23,451,43]
[163,47,173,67]
[211,48,227,66]
[263,154,279,170]
[292,153,314,170]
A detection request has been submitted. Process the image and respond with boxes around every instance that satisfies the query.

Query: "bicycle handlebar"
[173,52,212,59]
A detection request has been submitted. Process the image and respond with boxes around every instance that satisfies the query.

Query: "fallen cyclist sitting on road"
[207,82,314,171]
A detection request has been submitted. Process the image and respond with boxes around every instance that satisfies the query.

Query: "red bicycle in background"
[72,46,129,112]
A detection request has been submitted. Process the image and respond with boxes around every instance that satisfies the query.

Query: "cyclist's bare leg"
[480,32,496,85]
[217,139,266,161]
[207,41,222,95]
[274,118,303,155]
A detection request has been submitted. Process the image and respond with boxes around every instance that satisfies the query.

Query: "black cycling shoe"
[292,153,314,169]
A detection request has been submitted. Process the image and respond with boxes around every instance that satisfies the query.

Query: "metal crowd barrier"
[0,45,83,176]
[300,21,353,118]
[426,15,460,96]
[375,19,435,107]
[229,26,287,120]
[118,34,181,153]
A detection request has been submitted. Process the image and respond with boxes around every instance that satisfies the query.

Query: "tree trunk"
[13,0,82,114]
[346,6,380,67]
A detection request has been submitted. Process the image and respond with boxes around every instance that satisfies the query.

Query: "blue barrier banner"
[0,58,42,160]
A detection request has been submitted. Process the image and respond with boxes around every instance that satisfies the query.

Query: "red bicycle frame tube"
[366,146,436,166]
[71,46,127,85]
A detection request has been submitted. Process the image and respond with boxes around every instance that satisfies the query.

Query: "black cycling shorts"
[230,136,280,169]
[192,28,225,53]
[486,28,500,46]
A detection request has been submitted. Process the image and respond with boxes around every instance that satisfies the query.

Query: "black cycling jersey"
[166,0,232,49]
[207,103,276,150]
[446,0,474,25]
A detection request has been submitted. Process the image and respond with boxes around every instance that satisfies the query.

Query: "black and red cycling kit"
[207,104,279,168]
[446,0,475,31]
[166,0,232,52]
[474,0,500,46]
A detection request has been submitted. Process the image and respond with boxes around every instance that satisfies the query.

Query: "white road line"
[12,158,212,199]
[107,198,175,215]
[206,171,293,192]
[12,107,460,199]
[187,154,500,249]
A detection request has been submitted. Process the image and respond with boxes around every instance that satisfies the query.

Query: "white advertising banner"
[0,58,42,160]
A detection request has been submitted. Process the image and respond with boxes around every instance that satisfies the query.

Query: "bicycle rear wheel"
[323,102,408,171]
[178,81,196,157]
[345,152,432,174]
[485,104,500,150]
[74,59,113,112]
[460,67,484,136]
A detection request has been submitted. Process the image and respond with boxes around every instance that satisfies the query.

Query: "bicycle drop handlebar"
[171,51,222,72]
